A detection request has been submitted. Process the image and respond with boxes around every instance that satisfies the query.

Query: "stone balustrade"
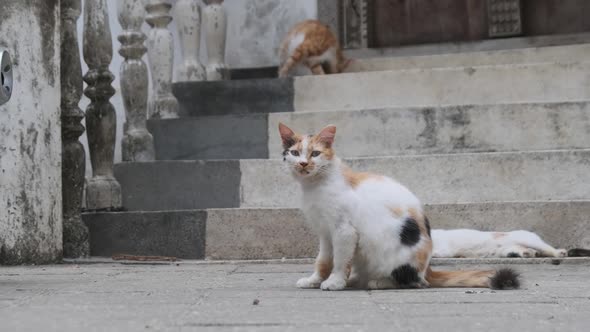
[82,0,122,211]
[62,0,230,222]
[118,0,155,161]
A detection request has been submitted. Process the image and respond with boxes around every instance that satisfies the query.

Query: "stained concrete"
[346,43,590,73]
[239,150,590,208]
[78,201,589,260]
[206,201,590,259]
[173,78,294,117]
[0,0,62,264]
[114,160,241,211]
[148,114,269,160]
[145,101,590,161]
[268,102,590,158]
[112,150,590,211]
[83,210,207,259]
[1,261,590,331]
[294,61,590,112]
[205,208,314,260]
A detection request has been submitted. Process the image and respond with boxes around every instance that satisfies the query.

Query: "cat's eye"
[290,150,300,157]
[311,151,321,157]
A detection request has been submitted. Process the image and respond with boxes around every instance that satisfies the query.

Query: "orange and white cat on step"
[278,20,354,77]
[278,123,520,291]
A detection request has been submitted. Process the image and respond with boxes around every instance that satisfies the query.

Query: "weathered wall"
[0,0,63,264]
[225,0,317,68]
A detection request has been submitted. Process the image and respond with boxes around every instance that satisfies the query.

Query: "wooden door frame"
[318,0,523,49]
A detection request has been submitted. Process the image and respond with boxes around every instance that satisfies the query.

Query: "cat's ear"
[318,125,336,147]
[279,123,296,148]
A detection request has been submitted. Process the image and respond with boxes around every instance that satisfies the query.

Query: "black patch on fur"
[391,264,421,287]
[282,137,296,151]
[424,216,431,237]
[399,218,421,246]
[490,268,520,290]
[507,252,521,258]
[567,248,590,257]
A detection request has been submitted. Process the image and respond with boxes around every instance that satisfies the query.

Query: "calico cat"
[431,229,568,258]
[279,123,520,290]
[278,20,351,77]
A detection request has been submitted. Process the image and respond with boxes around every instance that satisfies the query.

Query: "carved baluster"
[61,0,89,257]
[83,0,122,210]
[118,0,155,161]
[203,0,229,80]
[175,0,206,81]
[145,0,178,118]
[342,0,369,49]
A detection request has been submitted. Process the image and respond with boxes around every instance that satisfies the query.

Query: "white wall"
[77,0,316,175]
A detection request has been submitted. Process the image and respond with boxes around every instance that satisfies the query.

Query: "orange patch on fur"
[342,165,381,188]
[493,232,508,240]
[316,260,333,280]
[307,134,335,160]
[415,239,433,273]
[389,207,404,218]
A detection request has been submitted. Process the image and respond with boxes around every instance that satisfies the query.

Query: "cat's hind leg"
[511,231,566,257]
[320,224,358,291]
[297,234,333,289]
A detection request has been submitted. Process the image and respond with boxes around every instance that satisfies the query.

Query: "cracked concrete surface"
[1,260,590,331]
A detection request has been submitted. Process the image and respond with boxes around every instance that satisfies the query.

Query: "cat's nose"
[299,162,308,167]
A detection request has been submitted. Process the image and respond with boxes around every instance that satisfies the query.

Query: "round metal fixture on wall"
[0,50,13,106]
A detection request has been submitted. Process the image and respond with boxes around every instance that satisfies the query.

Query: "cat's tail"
[567,248,590,257]
[425,267,520,290]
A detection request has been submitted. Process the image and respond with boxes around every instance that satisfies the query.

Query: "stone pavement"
[1,259,590,331]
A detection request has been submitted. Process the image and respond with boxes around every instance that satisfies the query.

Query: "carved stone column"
[61,0,89,258]
[341,0,369,49]
[83,0,122,211]
[118,0,155,161]
[175,0,206,81]
[203,0,228,80]
[145,0,179,118]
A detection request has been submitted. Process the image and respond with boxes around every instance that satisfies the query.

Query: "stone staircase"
[82,42,590,260]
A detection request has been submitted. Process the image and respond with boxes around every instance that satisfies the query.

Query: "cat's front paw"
[320,276,346,291]
[296,276,322,289]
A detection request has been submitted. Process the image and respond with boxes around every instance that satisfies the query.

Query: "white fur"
[288,33,305,57]
[283,146,428,290]
[431,229,567,258]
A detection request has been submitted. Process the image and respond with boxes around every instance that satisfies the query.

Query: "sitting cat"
[431,229,568,258]
[278,20,352,77]
[279,123,520,290]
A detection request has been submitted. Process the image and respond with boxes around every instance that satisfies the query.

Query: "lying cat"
[278,20,351,77]
[279,123,520,290]
[431,229,568,258]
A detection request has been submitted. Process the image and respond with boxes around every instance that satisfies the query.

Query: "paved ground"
[1,259,590,331]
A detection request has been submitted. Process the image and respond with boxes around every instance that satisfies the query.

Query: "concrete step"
[115,149,590,211]
[148,102,590,160]
[294,61,590,112]
[82,201,590,260]
[346,43,590,73]
[174,62,590,117]
[224,34,590,80]
[345,32,590,59]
